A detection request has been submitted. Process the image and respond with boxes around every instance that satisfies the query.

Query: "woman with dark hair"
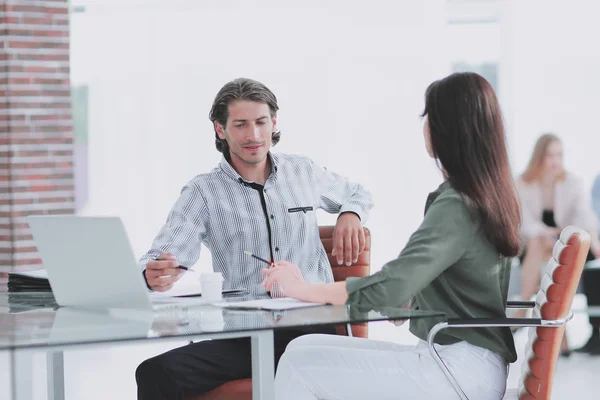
[263,72,520,399]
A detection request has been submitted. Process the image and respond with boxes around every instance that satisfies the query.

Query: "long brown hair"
[421,72,521,257]
[520,133,565,183]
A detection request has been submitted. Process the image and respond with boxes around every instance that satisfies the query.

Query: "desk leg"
[11,351,32,400]
[251,330,275,400]
[47,351,65,400]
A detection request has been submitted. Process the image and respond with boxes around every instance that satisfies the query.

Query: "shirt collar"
[424,180,452,215]
[437,180,452,193]
[218,152,280,183]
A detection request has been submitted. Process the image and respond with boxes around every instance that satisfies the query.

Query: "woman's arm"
[344,190,474,309]
[263,263,349,304]
[516,178,546,239]
[265,188,475,310]
[293,281,349,305]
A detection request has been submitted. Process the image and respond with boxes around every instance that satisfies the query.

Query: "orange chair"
[320,225,371,338]
[427,226,590,399]
[190,226,371,400]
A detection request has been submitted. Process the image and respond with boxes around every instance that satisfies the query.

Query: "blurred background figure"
[516,133,600,354]
[576,173,600,355]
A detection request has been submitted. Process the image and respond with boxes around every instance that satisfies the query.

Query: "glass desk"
[0,292,445,400]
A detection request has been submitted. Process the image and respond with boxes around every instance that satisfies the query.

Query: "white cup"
[200,272,224,302]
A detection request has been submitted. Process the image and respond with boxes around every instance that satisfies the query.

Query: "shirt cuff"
[339,204,367,225]
[142,269,154,292]
[345,271,387,304]
[345,276,364,295]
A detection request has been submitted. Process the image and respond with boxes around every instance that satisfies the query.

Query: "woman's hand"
[263,261,349,304]
[262,261,308,299]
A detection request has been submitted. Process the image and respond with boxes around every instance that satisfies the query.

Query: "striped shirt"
[139,152,373,297]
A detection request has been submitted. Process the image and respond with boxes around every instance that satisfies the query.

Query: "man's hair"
[209,78,281,160]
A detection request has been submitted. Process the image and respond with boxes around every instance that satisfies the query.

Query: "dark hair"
[421,72,521,257]
[209,78,281,160]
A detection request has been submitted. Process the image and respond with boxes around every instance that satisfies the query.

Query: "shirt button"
[270,214,274,220]
[275,247,279,252]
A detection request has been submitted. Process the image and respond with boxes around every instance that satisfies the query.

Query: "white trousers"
[274,334,508,400]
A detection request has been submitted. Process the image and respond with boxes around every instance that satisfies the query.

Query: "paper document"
[150,285,245,299]
[215,297,323,311]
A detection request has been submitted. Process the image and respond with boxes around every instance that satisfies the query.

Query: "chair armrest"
[448,317,542,328]
[425,313,574,400]
[506,300,536,309]
[446,313,572,328]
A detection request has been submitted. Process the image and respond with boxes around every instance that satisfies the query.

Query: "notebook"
[27,215,209,311]
[8,269,52,292]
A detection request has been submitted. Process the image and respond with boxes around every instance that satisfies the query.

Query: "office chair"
[427,226,590,399]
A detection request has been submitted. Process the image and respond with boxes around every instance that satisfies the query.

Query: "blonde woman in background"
[516,133,600,354]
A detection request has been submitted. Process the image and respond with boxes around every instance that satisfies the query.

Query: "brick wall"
[0,0,74,282]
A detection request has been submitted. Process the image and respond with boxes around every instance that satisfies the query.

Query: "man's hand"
[144,253,184,292]
[332,213,365,266]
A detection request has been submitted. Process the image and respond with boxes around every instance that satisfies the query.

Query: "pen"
[244,251,272,266]
[244,251,276,296]
[155,258,195,272]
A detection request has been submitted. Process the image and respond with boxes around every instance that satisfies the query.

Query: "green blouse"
[346,181,517,363]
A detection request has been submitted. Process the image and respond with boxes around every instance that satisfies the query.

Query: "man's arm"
[309,159,373,223]
[309,159,374,265]
[139,183,209,291]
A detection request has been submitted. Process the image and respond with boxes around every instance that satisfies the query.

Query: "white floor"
[2,295,599,399]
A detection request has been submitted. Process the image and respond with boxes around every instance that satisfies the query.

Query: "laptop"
[27,215,210,311]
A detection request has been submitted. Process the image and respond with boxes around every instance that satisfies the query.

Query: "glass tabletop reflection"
[0,292,445,351]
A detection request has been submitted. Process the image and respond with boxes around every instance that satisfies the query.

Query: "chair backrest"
[518,226,590,400]
[318,225,371,338]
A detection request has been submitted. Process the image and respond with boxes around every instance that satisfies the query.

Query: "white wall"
[70,0,449,272]
[63,1,449,399]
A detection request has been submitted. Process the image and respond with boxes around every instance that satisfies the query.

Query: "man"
[575,173,600,355]
[135,78,373,399]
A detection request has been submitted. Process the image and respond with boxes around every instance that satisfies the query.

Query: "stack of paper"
[5,292,58,314]
[215,297,323,311]
[7,269,52,292]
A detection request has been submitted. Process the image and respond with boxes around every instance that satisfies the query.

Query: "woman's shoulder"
[432,186,471,216]
[428,186,479,234]
[514,175,532,188]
